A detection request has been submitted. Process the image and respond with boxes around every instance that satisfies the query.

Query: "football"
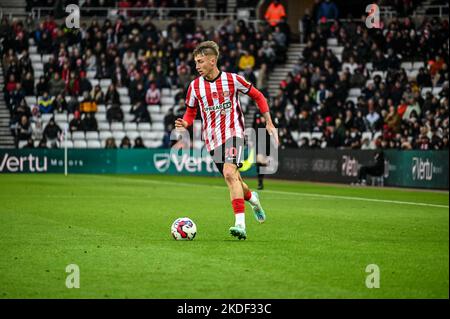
[171,217,197,240]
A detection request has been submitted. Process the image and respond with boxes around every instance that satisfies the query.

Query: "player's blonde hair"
[193,41,220,60]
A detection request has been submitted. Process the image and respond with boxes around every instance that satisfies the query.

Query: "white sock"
[235,213,245,228]
[248,192,259,206]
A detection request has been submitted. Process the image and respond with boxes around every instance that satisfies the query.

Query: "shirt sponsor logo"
[204,101,231,113]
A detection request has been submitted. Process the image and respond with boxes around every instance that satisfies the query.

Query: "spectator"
[36,76,49,96]
[53,94,68,113]
[238,51,255,71]
[104,84,120,105]
[48,72,66,97]
[131,101,151,123]
[264,0,286,27]
[134,137,145,148]
[81,112,98,131]
[120,136,132,149]
[105,137,117,149]
[43,118,62,146]
[21,72,34,95]
[69,110,83,133]
[356,151,385,186]
[145,82,161,105]
[91,85,105,104]
[79,91,98,114]
[106,103,124,123]
[14,115,32,145]
[38,92,54,114]
[317,0,339,22]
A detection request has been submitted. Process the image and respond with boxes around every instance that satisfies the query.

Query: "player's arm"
[246,86,279,146]
[175,106,197,129]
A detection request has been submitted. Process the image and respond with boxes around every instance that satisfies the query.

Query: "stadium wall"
[272,149,449,190]
[0,148,256,177]
[0,149,447,190]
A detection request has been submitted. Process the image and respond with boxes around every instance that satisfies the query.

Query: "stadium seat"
[161,105,172,114]
[152,114,165,122]
[42,54,53,63]
[161,88,171,96]
[30,54,41,62]
[124,113,135,122]
[290,131,299,141]
[127,131,140,141]
[152,123,165,131]
[58,121,69,131]
[421,87,433,97]
[144,140,163,148]
[87,140,101,148]
[73,140,87,148]
[86,71,96,79]
[138,123,152,131]
[400,62,413,70]
[72,131,85,140]
[18,140,28,148]
[100,79,112,87]
[346,97,358,105]
[432,87,443,95]
[327,38,338,46]
[122,104,132,113]
[161,97,174,105]
[99,131,113,140]
[148,105,161,114]
[111,122,124,131]
[97,104,106,113]
[25,96,37,106]
[362,132,373,141]
[413,61,425,69]
[349,88,361,97]
[34,62,44,71]
[54,113,67,123]
[120,96,131,104]
[112,131,126,141]
[90,79,99,87]
[95,112,107,122]
[41,113,54,123]
[86,132,99,140]
[124,122,137,131]
[98,122,110,131]
[117,87,129,96]
[299,132,311,141]
[60,140,74,148]
[371,71,386,80]
[311,132,323,140]
[407,70,419,80]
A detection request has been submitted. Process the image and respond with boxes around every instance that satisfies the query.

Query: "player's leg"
[238,173,266,223]
[222,163,247,240]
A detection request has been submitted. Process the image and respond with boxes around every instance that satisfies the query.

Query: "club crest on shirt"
[211,91,230,100]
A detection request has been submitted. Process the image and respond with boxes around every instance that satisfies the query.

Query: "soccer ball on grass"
[171,217,197,240]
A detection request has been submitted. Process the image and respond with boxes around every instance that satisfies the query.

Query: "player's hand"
[175,118,188,130]
[266,122,279,146]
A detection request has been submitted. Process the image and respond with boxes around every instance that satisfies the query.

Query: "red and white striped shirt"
[185,71,252,152]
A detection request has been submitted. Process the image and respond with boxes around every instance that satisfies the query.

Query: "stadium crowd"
[273,12,448,150]
[1,0,448,151]
[1,7,287,148]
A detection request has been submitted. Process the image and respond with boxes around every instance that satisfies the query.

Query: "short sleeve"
[185,82,198,108]
[234,74,253,94]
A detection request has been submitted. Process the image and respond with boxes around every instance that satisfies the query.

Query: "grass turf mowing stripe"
[93,175,449,209]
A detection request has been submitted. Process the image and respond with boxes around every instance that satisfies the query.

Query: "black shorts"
[209,137,245,175]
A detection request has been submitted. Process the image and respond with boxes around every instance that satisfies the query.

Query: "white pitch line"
[96,175,449,209]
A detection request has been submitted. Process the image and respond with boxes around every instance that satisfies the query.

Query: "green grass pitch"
[0,174,448,298]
